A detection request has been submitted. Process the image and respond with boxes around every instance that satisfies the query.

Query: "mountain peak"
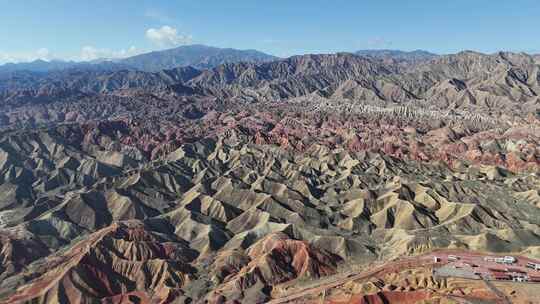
[118,44,277,71]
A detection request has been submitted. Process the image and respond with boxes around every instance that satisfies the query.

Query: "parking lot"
[431,252,540,283]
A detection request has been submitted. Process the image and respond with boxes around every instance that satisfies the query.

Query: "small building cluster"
[484,256,516,265]
[434,253,540,283]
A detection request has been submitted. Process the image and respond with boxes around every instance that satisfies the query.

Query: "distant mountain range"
[0,59,79,73]
[0,61,132,76]
[118,44,278,71]
[0,45,278,74]
[0,45,443,74]
[5,46,540,78]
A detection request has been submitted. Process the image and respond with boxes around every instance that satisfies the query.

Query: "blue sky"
[0,0,539,63]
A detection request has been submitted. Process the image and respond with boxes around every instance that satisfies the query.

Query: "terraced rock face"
[0,49,539,303]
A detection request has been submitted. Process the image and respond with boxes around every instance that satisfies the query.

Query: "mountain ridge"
[117,44,278,71]
[1,51,539,116]
[0,44,278,74]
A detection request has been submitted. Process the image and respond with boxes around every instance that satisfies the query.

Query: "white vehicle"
[503,256,516,264]
[526,262,540,271]
[448,255,460,261]
[511,275,529,282]
[485,256,516,264]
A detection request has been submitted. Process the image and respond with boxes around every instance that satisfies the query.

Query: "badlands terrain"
[0,46,539,303]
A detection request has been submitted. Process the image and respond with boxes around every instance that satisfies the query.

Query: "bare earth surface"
[0,50,539,303]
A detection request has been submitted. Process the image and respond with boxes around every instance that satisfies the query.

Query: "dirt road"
[268,256,437,304]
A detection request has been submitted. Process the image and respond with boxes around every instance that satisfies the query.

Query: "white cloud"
[0,48,53,64]
[78,45,141,61]
[2,26,193,65]
[80,46,103,61]
[36,48,52,60]
[1,45,143,65]
[145,25,192,48]
[0,52,14,64]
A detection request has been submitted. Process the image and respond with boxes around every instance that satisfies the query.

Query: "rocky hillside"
[0,128,539,303]
[0,49,539,303]
[2,51,539,116]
